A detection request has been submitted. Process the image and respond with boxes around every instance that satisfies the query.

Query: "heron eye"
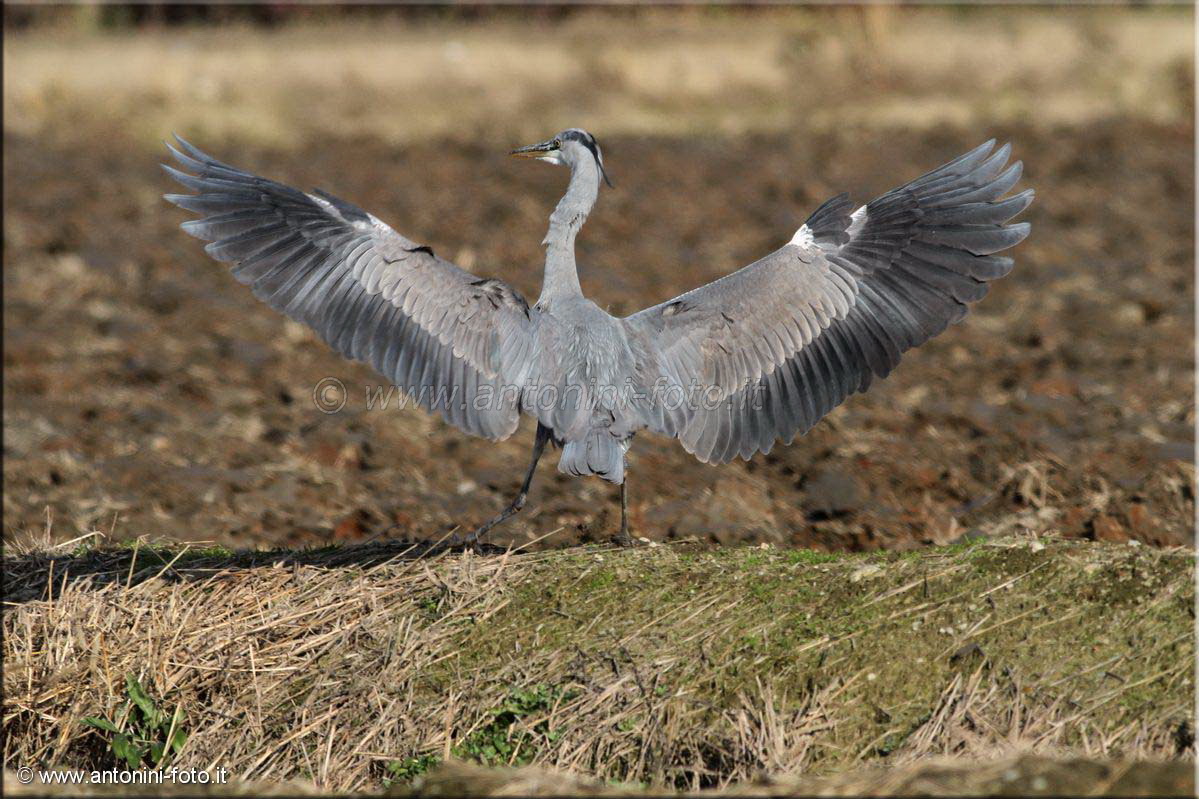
[552,139,561,148]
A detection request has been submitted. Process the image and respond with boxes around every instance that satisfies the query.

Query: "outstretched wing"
[164,137,538,441]
[623,140,1033,463]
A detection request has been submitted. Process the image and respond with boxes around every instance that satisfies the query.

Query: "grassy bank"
[3,537,1192,793]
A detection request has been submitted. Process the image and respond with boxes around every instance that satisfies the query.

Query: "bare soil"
[2,9,1195,553]
[3,120,1194,552]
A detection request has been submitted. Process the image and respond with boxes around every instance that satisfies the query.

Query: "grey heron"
[164,129,1032,546]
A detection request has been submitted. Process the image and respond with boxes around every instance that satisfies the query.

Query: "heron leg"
[613,457,636,547]
[462,422,551,546]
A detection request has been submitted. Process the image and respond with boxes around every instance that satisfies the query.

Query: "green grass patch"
[81,674,187,770]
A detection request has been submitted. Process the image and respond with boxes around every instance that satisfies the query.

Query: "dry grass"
[3,536,1193,793]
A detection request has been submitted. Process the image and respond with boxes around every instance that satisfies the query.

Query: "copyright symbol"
[312,377,347,414]
[16,766,33,784]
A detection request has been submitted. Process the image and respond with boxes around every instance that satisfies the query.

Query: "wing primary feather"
[163,139,535,443]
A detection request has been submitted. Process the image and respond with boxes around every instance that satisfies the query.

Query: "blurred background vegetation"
[5,2,1192,149]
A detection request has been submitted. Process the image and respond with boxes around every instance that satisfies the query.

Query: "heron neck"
[538,157,599,304]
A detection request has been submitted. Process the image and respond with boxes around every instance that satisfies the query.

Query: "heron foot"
[612,532,638,548]
[612,510,641,548]
[460,493,526,548]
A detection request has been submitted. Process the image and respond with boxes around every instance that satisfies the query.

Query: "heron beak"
[509,140,557,158]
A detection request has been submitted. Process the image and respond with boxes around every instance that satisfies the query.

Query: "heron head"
[510,128,612,187]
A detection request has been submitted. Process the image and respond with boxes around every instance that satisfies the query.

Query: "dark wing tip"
[161,162,201,188]
[165,135,248,178]
[1005,220,1032,246]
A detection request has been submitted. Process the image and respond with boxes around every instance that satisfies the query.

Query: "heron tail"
[559,430,627,484]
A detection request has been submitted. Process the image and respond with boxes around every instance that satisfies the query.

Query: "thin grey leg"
[462,423,551,546]
[614,456,635,547]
